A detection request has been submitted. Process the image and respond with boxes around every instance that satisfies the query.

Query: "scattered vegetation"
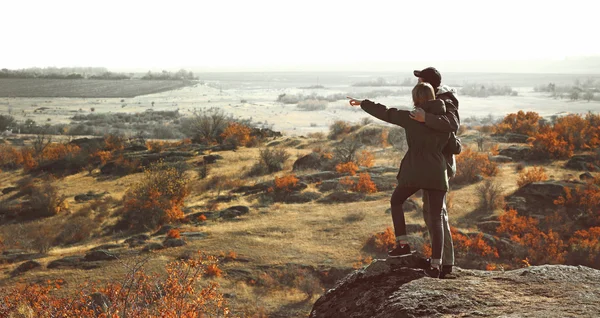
[517,166,548,187]
[453,148,499,185]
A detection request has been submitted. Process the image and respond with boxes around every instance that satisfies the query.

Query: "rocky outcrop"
[565,154,599,171]
[499,145,532,161]
[310,259,600,318]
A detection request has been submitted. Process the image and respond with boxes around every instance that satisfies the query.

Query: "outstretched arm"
[411,100,460,133]
[357,99,411,128]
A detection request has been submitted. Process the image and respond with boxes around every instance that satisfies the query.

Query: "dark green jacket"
[360,99,450,191]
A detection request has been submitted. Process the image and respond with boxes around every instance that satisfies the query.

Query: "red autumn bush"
[568,227,600,268]
[0,253,230,317]
[357,150,375,168]
[274,174,299,191]
[366,227,396,253]
[516,166,548,187]
[353,173,378,193]
[121,161,190,231]
[493,110,541,136]
[497,208,567,265]
[336,162,359,176]
[453,148,498,184]
[221,122,253,147]
[167,228,181,239]
[451,227,499,259]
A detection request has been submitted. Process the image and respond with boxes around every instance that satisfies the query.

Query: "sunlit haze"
[2,0,599,72]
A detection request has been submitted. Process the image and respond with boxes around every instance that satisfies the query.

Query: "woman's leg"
[390,185,420,242]
[425,189,447,272]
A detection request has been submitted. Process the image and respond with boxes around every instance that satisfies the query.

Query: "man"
[409,67,459,279]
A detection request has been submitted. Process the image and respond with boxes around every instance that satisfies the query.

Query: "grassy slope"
[0,133,579,316]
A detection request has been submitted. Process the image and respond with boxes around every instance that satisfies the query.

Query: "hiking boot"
[440,265,454,279]
[388,244,412,258]
[424,266,441,278]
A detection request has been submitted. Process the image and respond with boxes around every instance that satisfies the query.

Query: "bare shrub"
[328,120,359,140]
[297,100,327,111]
[476,179,505,211]
[249,148,290,176]
[307,132,325,139]
[333,136,362,164]
[343,211,366,223]
[387,127,407,152]
[180,107,232,144]
[28,182,68,218]
[53,216,97,246]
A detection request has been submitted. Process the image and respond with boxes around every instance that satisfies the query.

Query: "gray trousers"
[422,191,455,266]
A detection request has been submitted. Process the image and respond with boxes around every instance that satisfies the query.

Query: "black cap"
[414,67,441,89]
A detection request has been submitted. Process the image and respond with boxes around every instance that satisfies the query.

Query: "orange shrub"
[516,166,548,187]
[352,256,373,269]
[453,148,498,184]
[529,128,573,159]
[146,140,166,152]
[339,176,355,191]
[205,264,223,277]
[568,227,600,267]
[336,162,359,176]
[367,227,396,253]
[353,173,378,193]
[167,229,181,239]
[0,253,229,317]
[497,208,567,265]
[357,150,375,168]
[486,263,498,271]
[554,183,600,225]
[451,227,499,259]
[493,110,541,136]
[274,174,299,192]
[489,143,500,155]
[90,150,112,165]
[221,122,253,147]
[121,162,189,231]
[41,143,81,162]
[104,134,125,151]
[198,214,207,222]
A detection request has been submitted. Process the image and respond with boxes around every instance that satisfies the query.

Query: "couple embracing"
[349,67,460,278]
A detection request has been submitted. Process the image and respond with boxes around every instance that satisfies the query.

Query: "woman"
[349,83,450,278]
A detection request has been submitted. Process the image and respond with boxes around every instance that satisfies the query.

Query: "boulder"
[566,155,599,171]
[84,250,118,262]
[580,172,595,181]
[74,191,107,203]
[282,191,322,203]
[293,153,323,171]
[317,192,366,204]
[203,154,223,164]
[89,244,123,252]
[125,234,151,247]
[490,155,513,163]
[163,238,187,248]
[504,133,530,143]
[297,171,339,183]
[310,263,600,318]
[2,186,18,195]
[142,243,165,252]
[499,145,532,161]
[12,260,42,276]
[220,206,250,219]
[508,181,584,215]
[477,221,501,234]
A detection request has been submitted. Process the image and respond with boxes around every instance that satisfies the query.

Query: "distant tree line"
[534,78,599,101]
[0,67,198,81]
[141,69,198,81]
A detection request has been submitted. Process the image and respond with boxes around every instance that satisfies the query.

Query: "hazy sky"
[2,0,598,71]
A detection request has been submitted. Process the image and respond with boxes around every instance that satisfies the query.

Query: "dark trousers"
[391,186,446,261]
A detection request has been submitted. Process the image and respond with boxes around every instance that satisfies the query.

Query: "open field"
[0,78,194,98]
[1,72,599,137]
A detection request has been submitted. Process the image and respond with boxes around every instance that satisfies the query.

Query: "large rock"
[12,260,42,276]
[163,238,187,248]
[310,263,600,318]
[282,191,322,203]
[84,250,118,262]
[317,191,366,204]
[490,155,513,163]
[219,206,250,219]
[504,133,530,143]
[293,153,325,171]
[499,145,532,161]
[297,171,339,183]
[508,181,584,215]
[565,154,599,171]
